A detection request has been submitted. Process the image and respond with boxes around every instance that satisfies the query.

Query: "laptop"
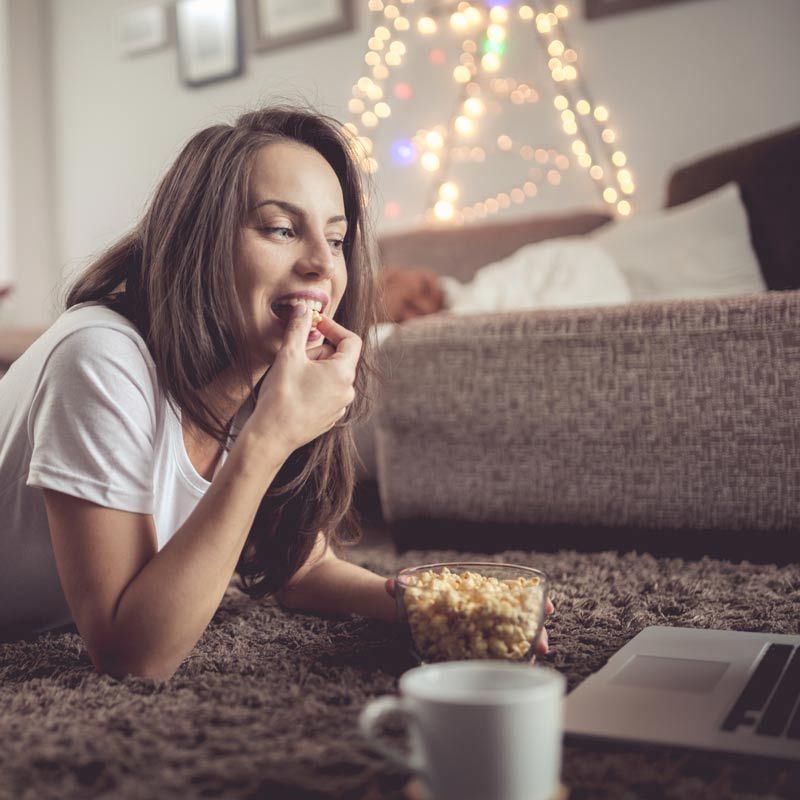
[564,626,800,760]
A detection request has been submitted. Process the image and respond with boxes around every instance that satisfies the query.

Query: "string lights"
[347,1,635,225]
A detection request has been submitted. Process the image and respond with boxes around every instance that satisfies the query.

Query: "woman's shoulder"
[33,303,158,389]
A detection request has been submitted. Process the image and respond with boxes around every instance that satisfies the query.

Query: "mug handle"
[358,696,423,772]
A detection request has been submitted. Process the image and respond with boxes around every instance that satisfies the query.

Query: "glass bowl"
[395,562,549,664]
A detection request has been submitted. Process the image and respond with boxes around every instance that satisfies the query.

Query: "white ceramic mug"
[359,661,565,800]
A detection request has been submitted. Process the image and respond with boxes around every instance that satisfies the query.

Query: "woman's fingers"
[308,342,336,361]
[314,315,361,360]
[546,597,555,615]
[385,578,396,598]
[535,626,549,656]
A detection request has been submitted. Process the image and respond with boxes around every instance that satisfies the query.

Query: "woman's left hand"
[383,579,555,656]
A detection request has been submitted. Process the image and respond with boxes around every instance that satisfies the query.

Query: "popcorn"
[402,567,544,662]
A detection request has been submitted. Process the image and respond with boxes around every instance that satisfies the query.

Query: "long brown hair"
[66,106,379,596]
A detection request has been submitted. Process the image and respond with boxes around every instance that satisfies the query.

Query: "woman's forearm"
[278,557,398,623]
[102,429,286,679]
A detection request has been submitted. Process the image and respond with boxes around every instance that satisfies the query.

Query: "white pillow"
[590,182,766,301]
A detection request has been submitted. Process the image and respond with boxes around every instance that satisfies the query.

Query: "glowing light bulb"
[375,26,391,40]
[523,181,537,196]
[348,98,364,114]
[548,40,564,56]
[426,130,445,149]
[589,165,603,180]
[434,200,454,220]
[361,111,378,128]
[374,102,391,118]
[365,52,380,66]
[439,182,459,201]
[612,151,627,167]
[453,65,472,83]
[489,6,509,23]
[594,106,609,122]
[418,16,437,34]
[372,65,389,80]
[576,99,591,115]
[553,95,568,111]
[455,115,475,135]
[547,170,561,185]
[450,12,468,31]
[617,200,632,216]
[390,139,416,165]
[497,134,513,150]
[394,82,413,100]
[578,153,592,168]
[429,48,446,65]
[487,24,506,41]
[394,16,409,31]
[554,4,569,17]
[421,152,441,171]
[383,4,399,19]
[519,5,534,20]
[481,53,501,71]
[463,97,485,116]
[601,128,616,143]
[603,188,618,203]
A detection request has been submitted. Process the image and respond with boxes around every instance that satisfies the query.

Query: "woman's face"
[236,140,349,369]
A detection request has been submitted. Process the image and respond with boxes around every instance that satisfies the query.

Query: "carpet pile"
[1,545,799,799]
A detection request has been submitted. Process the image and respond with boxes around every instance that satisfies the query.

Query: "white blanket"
[370,238,631,348]
[440,237,631,314]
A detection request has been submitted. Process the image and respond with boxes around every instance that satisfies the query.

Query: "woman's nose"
[295,236,335,279]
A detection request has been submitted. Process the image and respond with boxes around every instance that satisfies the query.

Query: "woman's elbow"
[89,641,179,681]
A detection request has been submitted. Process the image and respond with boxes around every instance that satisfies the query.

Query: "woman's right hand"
[246,302,362,456]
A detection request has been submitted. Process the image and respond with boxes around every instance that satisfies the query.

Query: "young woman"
[0,106,549,678]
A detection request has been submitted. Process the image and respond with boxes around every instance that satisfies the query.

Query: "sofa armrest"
[373,291,800,532]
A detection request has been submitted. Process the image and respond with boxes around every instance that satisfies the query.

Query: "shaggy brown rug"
[1,545,799,800]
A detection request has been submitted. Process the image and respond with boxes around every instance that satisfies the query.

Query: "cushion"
[667,123,800,290]
[378,210,612,283]
[590,182,766,301]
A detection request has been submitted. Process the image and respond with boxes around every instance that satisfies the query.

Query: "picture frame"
[175,0,242,87]
[585,0,701,18]
[254,0,355,53]
[119,4,170,57]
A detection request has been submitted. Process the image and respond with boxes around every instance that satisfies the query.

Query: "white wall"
[3,0,56,326]
[0,0,12,301]
[9,0,800,323]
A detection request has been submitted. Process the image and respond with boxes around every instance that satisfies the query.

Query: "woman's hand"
[384,578,555,656]
[246,304,362,456]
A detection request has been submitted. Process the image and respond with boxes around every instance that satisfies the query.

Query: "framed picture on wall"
[118,4,170,57]
[585,0,701,18]
[254,0,355,53]
[176,0,242,87]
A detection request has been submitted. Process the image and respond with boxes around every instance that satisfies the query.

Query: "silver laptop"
[565,626,800,760]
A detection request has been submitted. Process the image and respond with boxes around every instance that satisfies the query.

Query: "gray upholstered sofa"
[369,124,800,560]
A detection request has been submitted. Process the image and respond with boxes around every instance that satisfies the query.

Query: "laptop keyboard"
[721,643,800,738]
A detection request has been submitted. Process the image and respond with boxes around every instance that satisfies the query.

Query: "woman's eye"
[263,226,294,239]
[329,238,345,253]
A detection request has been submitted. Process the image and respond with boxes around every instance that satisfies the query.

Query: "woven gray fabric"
[374,291,800,531]
[1,545,799,799]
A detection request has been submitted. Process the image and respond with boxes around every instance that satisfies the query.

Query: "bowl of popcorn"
[395,562,549,664]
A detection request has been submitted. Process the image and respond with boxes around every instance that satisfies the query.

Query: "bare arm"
[45,429,287,680]
[276,533,397,623]
[44,305,362,680]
